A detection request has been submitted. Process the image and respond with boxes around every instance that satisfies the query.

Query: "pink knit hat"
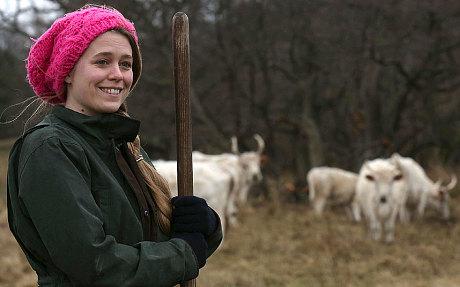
[26,5,142,104]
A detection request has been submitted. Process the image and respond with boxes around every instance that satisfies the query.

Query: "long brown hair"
[115,27,172,234]
[118,103,172,234]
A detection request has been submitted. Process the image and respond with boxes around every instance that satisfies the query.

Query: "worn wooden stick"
[172,12,195,287]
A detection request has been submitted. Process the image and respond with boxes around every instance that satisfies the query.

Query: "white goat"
[352,159,408,242]
[307,167,358,216]
[152,159,234,234]
[193,134,265,206]
[153,134,265,233]
[390,153,457,220]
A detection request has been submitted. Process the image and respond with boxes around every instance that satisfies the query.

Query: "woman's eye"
[120,61,132,69]
[96,59,109,65]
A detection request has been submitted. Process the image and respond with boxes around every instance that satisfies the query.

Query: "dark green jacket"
[7,106,222,287]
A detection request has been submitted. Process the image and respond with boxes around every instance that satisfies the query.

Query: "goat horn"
[253,134,265,154]
[444,174,458,191]
[231,136,239,154]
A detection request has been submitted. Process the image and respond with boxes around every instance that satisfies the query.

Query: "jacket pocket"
[91,182,143,244]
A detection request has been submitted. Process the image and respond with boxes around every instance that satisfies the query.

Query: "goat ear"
[390,153,401,165]
[363,161,372,173]
[391,152,401,159]
[363,160,377,174]
[363,160,370,169]
[430,180,443,195]
[260,154,269,166]
[391,155,403,170]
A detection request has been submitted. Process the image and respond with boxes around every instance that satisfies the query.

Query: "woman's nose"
[108,65,123,80]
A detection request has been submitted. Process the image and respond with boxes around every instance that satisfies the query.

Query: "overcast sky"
[1,0,40,13]
[0,0,58,16]
[0,0,61,37]
[1,0,56,9]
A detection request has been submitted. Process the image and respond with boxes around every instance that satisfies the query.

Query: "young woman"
[7,5,222,286]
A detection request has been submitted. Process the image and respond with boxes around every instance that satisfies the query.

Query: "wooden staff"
[172,12,195,287]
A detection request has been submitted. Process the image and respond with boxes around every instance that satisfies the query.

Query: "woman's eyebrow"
[92,51,133,59]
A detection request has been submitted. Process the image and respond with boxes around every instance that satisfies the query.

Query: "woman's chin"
[97,103,123,114]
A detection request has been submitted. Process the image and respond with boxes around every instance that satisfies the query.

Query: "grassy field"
[0,138,459,287]
[0,138,15,207]
[198,202,460,287]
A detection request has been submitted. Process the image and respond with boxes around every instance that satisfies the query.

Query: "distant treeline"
[1,0,459,184]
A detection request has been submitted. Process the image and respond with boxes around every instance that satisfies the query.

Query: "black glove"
[172,232,208,268]
[171,196,218,237]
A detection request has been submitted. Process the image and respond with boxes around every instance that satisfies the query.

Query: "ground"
[0,138,459,287]
[197,201,460,287]
[1,200,459,287]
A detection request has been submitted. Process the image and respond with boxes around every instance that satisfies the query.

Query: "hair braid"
[117,103,172,234]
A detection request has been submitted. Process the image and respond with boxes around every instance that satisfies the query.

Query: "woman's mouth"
[99,87,122,95]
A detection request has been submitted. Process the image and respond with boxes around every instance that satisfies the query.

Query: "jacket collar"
[51,105,140,143]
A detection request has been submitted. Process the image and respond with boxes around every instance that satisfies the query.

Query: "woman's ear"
[65,70,74,84]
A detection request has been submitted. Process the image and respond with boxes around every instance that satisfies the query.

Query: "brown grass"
[196,200,460,287]
[0,138,15,206]
[1,201,459,287]
[0,138,459,286]
[0,219,36,287]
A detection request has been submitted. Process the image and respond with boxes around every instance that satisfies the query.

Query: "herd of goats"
[150,134,458,243]
[308,154,457,243]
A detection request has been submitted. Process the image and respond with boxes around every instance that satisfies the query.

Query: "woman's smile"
[99,87,123,96]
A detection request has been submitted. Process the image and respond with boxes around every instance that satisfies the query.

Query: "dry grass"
[0,218,36,287]
[198,201,460,287]
[1,201,459,287]
[0,138,15,206]
[0,138,459,286]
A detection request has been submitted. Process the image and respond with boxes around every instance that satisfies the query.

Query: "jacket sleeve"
[140,147,224,256]
[18,138,198,286]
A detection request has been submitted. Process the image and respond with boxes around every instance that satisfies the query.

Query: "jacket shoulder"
[16,117,83,164]
[24,116,80,145]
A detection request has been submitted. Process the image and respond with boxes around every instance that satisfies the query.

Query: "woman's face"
[65,31,134,116]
